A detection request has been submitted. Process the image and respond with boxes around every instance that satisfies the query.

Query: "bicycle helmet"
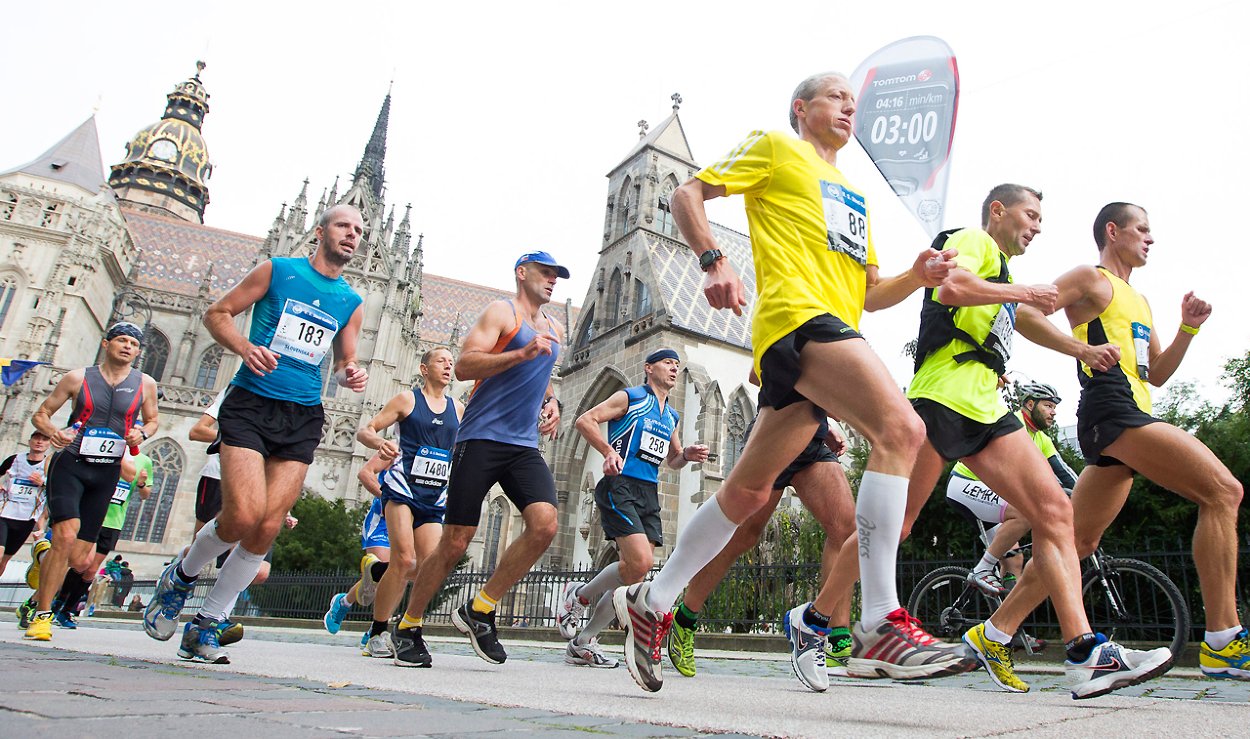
[1018,381,1061,404]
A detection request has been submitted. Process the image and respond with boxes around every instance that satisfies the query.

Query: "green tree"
[272,493,368,572]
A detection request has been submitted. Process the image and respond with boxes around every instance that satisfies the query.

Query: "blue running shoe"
[324,592,350,635]
[144,560,195,641]
[178,619,230,664]
[359,630,370,650]
[53,611,78,630]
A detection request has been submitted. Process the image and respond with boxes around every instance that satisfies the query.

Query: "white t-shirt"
[197,389,228,480]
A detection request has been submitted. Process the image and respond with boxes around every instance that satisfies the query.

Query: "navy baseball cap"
[515,251,570,279]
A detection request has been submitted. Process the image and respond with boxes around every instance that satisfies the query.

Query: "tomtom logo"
[872,74,917,88]
[917,69,933,82]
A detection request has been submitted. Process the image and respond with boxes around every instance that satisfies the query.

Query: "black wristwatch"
[544,397,563,413]
[698,249,725,272]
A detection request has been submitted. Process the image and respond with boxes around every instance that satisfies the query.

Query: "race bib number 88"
[821,180,868,265]
[270,299,339,365]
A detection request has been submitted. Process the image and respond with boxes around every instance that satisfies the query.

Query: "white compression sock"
[199,546,266,621]
[180,519,238,577]
[575,591,617,645]
[856,470,908,626]
[578,563,624,604]
[974,551,1000,573]
[646,496,738,614]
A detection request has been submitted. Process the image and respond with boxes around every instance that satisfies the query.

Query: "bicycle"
[907,517,1190,662]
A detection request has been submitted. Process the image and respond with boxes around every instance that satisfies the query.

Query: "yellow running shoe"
[24,612,53,642]
[357,553,381,607]
[25,539,51,589]
[963,622,1029,693]
[1200,629,1250,680]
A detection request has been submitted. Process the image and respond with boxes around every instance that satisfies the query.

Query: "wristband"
[1179,324,1199,336]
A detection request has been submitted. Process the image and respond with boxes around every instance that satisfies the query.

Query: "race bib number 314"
[821,180,869,265]
[270,299,339,365]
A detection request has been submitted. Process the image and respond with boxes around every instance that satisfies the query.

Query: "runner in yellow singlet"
[989,201,1247,682]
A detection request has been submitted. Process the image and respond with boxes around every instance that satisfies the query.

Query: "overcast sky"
[5,0,1246,425]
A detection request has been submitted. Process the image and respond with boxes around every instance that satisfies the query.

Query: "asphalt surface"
[1,616,1246,738]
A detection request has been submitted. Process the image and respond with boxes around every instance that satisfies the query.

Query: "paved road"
[1,618,1245,738]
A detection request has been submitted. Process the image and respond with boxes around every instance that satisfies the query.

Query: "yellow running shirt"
[1074,267,1153,414]
[951,410,1057,480]
[907,229,1012,424]
[696,131,878,374]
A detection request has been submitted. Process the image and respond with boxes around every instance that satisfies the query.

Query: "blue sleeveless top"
[232,257,363,406]
[399,389,460,489]
[457,302,560,448]
[608,385,680,484]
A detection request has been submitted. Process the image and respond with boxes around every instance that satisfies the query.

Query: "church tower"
[109,62,213,223]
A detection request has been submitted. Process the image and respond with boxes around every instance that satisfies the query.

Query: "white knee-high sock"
[180,519,238,577]
[199,546,265,621]
[856,470,908,626]
[646,496,738,614]
[575,590,618,645]
[578,563,624,604]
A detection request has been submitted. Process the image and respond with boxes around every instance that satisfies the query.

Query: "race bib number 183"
[270,299,339,365]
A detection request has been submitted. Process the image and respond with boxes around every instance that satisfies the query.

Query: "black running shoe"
[392,626,432,668]
[451,603,507,664]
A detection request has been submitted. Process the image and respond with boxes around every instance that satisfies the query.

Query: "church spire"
[353,92,390,200]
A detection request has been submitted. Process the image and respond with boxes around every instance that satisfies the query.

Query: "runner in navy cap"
[515,251,570,279]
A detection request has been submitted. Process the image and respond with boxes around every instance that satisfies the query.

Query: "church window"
[140,328,170,382]
[194,345,223,389]
[615,177,634,239]
[321,355,340,398]
[605,270,623,328]
[0,276,16,329]
[634,280,652,317]
[121,440,183,544]
[482,497,509,572]
[575,305,596,349]
[656,176,680,238]
[724,396,753,475]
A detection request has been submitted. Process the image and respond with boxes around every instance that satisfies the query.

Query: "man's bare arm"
[204,261,277,376]
[32,370,84,446]
[864,248,958,312]
[456,301,548,381]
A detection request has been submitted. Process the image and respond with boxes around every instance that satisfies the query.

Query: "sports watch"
[698,249,725,272]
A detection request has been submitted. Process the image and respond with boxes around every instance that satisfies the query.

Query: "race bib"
[269,299,339,365]
[8,477,39,501]
[111,481,132,505]
[986,303,1017,363]
[1131,321,1151,381]
[409,446,451,488]
[80,427,124,463]
[821,180,869,265]
[636,418,671,466]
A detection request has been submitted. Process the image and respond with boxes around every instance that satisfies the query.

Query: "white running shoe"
[555,581,588,640]
[565,638,619,668]
[1066,638,1171,699]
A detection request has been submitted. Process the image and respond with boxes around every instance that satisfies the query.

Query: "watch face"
[149,139,178,162]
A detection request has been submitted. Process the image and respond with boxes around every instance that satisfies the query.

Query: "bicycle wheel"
[1082,557,1190,660]
[907,566,998,640]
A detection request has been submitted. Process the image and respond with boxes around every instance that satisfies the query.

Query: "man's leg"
[980,507,1030,581]
[365,504,415,656]
[391,522,445,668]
[476,501,557,606]
[404,524,477,624]
[567,534,650,669]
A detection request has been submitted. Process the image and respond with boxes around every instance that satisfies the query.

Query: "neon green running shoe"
[667,617,696,677]
[825,632,852,669]
[963,622,1029,693]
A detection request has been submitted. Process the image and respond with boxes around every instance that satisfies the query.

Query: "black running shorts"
[1076,393,1159,468]
[594,474,662,545]
[758,314,862,411]
[217,386,324,465]
[45,451,121,544]
[0,517,36,556]
[195,476,223,523]
[912,399,1022,461]
[95,526,122,555]
[443,440,557,527]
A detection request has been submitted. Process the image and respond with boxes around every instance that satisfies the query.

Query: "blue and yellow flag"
[0,359,46,386]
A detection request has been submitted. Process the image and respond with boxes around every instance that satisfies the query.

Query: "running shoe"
[963,623,1029,693]
[53,611,78,630]
[1066,636,1171,699]
[216,620,244,647]
[144,560,195,641]
[848,607,978,680]
[826,631,852,671]
[784,603,830,692]
[24,612,53,641]
[1200,629,1250,680]
[16,597,35,629]
[324,592,350,635]
[555,580,588,639]
[451,602,507,664]
[392,626,432,668]
[357,554,381,607]
[359,630,370,649]
[612,582,672,693]
[25,538,51,589]
[364,631,395,658]
[565,638,619,668]
[966,568,1007,596]
[178,619,230,664]
[667,616,696,677]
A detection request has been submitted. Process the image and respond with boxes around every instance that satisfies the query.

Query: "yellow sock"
[471,590,499,615]
[398,613,423,630]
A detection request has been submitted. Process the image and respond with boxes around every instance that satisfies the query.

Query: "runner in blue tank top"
[554,349,709,667]
[400,250,568,666]
[354,346,464,665]
[146,204,369,664]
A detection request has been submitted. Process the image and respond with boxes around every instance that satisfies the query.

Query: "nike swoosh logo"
[1092,656,1124,672]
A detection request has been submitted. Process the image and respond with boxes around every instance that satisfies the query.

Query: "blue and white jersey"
[379,460,448,521]
[398,390,459,491]
[232,257,362,406]
[607,385,679,484]
[359,495,389,550]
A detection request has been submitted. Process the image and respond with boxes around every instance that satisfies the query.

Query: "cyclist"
[947,381,1076,595]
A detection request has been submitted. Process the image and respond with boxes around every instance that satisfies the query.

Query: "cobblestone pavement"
[0,618,1245,738]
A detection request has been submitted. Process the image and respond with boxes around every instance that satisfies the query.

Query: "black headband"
[645,348,680,364]
[106,322,145,344]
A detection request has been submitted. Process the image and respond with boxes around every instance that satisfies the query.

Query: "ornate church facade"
[0,66,789,576]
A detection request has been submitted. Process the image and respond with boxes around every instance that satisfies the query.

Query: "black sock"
[803,603,831,630]
[60,577,91,615]
[175,564,198,584]
[370,620,389,637]
[370,561,389,581]
[55,576,76,603]
[1065,633,1100,663]
[674,601,699,630]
